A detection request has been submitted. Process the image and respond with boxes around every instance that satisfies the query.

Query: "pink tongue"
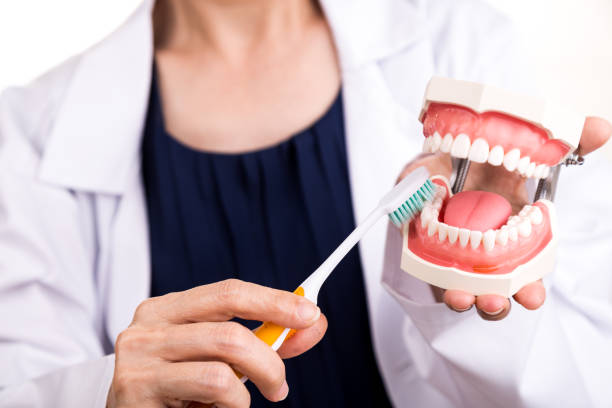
[443,191,512,232]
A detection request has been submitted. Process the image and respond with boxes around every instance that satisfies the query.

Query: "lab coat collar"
[38,0,155,194]
[37,0,426,194]
[321,0,427,71]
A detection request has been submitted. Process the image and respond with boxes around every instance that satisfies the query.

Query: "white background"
[1,0,611,158]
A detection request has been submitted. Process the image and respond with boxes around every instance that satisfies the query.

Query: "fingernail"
[481,307,505,316]
[275,380,289,401]
[450,305,472,313]
[297,301,320,323]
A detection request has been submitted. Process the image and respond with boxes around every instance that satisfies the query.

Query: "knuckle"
[204,362,235,394]
[112,368,152,399]
[216,279,245,305]
[113,370,136,391]
[115,330,133,354]
[218,278,241,297]
[216,322,251,359]
[115,327,156,354]
[133,298,158,320]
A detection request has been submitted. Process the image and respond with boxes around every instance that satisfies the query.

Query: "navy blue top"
[142,73,391,407]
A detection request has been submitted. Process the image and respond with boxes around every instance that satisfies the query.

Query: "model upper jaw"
[401,77,582,292]
[419,77,584,169]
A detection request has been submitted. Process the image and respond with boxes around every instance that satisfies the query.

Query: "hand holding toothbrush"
[107,279,326,408]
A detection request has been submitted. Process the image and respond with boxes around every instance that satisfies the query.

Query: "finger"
[158,321,288,402]
[578,116,612,155]
[475,295,511,321]
[155,361,252,408]
[278,313,328,359]
[513,280,546,310]
[443,290,475,312]
[135,279,320,329]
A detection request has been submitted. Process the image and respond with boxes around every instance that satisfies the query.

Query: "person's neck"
[154,0,321,62]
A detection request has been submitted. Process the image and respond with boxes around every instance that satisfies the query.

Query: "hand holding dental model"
[396,77,612,319]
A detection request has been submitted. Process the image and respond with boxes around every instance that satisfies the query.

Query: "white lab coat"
[1,0,611,406]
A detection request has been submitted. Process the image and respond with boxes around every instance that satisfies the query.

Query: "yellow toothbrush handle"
[253,286,304,345]
[235,286,305,381]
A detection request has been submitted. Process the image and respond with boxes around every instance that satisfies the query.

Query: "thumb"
[277,313,328,359]
[579,116,612,155]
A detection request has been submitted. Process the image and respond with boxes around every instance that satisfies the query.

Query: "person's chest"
[153,21,341,154]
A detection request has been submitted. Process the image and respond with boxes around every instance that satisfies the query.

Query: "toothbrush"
[240,166,435,380]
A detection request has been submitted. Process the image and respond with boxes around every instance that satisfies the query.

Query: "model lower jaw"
[407,177,554,275]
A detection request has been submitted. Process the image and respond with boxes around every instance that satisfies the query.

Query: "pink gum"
[408,199,553,275]
[422,103,571,166]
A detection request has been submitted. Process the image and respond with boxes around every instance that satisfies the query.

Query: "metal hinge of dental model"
[451,158,471,194]
[534,151,584,202]
[451,152,584,201]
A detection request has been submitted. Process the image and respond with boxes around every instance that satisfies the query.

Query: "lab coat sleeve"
[0,355,115,407]
[382,3,612,406]
[0,83,111,407]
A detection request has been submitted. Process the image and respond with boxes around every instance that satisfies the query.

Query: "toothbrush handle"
[236,208,382,381]
[253,286,304,349]
[235,286,305,382]
[303,207,383,291]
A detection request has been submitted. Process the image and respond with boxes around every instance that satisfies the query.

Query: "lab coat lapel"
[35,0,156,339]
[38,0,155,194]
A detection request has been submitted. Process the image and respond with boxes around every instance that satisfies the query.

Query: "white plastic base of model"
[399,200,558,297]
[418,76,584,158]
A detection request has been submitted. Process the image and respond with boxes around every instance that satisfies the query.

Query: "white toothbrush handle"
[301,207,385,295]
[237,207,384,384]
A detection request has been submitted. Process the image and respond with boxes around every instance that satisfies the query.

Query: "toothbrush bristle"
[388,179,436,227]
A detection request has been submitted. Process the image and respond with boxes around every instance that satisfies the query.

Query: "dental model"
[400,77,585,297]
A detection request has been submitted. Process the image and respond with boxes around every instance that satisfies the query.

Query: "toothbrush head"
[387,177,437,227]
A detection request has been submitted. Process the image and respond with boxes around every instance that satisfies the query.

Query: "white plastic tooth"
[440,133,453,153]
[503,148,521,171]
[427,219,439,237]
[420,207,433,228]
[517,156,531,174]
[468,138,489,163]
[470,230,483,250]
[541,165,550,179]
[526,162,536,178]
[529,206,543,225]
[447,226,459,244]
[534,164,547,179]
[438,223,449,242]
[507,215,521,226]
[518,219,532,237]
[483,229,496,252]
[519,205,532,217]
[496,227,509,246]
[430,132,442,153]
[433,211,440,227]
[433,198,443,209]
[487,145,505,166]
[508,226,518,242]
[458,228,470,248]
[450,133,471,158]
[422,137,433,153]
